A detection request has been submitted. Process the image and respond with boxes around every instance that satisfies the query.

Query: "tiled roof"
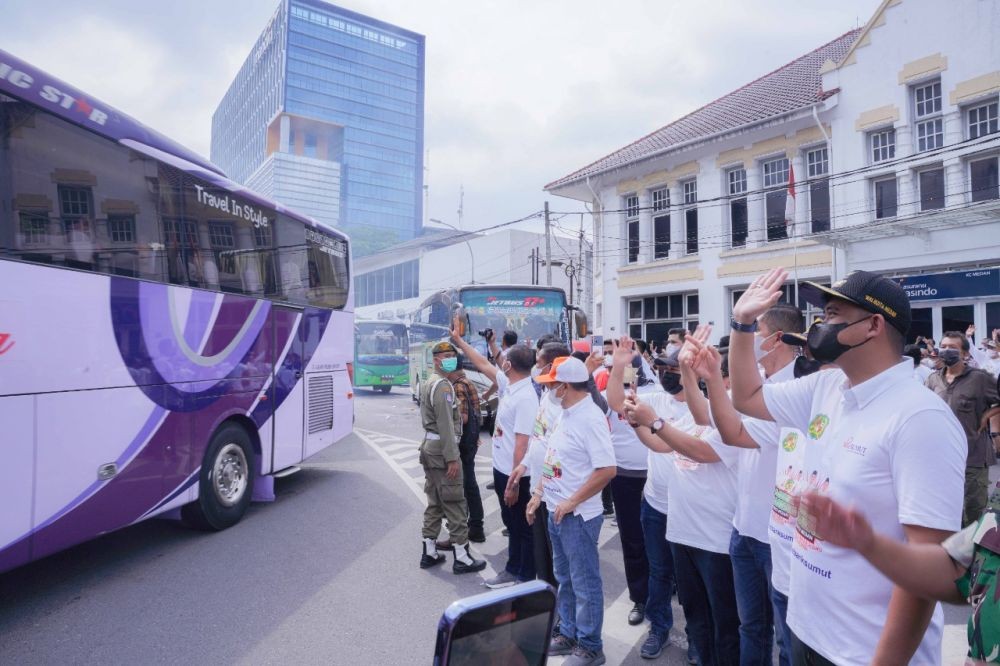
[545,29,861,191]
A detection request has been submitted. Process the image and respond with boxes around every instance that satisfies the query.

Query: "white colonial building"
[546,0,999,346]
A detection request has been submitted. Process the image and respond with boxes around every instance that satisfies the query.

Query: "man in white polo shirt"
[728,268,966,665]
[686,304,803,666]
[452,328,540,589]
[530,356,616,666]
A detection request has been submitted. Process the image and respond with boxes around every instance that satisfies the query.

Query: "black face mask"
[793,355,823,378]
[939,349,962,367]
[806,315,874,364]
[660,372,682,395]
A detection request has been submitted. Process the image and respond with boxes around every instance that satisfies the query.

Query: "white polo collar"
[841,359,913,410]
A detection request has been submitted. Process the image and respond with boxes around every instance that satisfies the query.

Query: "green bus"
[408,284,587,424]
[354,320,410,393]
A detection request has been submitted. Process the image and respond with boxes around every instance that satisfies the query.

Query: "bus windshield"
[459,288,567,347]
[356,322,408,359]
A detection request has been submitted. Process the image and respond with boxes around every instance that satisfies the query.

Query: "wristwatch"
[730,317,758,333]
[649,418,665,434]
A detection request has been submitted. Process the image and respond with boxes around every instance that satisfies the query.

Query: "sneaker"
[686,641,698,665]
[565,645,606,665]
[486,480,496,490]
[484,570,518,589]
[639,632,666,659]
[468,530,486,543]
[610,517,618,527]
[627,602,646,625]
[548,633,575,656]
[501,527,509,537]
[602,506,614,517]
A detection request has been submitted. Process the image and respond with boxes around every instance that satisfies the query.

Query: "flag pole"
[786,162,799,306]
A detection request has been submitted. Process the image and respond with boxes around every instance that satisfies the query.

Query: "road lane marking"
[355,428,500,583]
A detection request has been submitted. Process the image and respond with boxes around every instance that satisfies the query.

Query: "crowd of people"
[415,266,1000,666]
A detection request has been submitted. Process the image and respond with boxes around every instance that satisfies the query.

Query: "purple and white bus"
[0,50,354,573]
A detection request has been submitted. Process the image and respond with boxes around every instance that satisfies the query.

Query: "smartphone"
[433,580,556,666]
[622,366,638,388]
[590,334,603,352]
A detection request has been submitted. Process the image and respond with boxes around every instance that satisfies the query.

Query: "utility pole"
[564,259,576,306]
[544,201,552,286]
[577,221,585,310]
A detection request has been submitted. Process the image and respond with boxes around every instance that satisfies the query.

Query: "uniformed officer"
[419,341,487,574]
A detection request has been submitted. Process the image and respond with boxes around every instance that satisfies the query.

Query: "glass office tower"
[211,0,425,250]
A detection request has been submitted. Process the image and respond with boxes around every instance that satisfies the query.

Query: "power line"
[547,133,1000,217]
[558,185,999,258]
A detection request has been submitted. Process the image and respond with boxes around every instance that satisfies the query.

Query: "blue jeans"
[493,468,535,580]
[549,512,605,652]
[640,498,674,639]
[771,588,791,666]
[670,541,740,666]
[729,530,774,666]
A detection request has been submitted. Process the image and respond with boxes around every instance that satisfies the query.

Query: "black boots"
[452,542,487,574]
[420,538,447,569]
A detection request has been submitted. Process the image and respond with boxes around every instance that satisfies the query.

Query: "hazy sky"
[1,0,877,234]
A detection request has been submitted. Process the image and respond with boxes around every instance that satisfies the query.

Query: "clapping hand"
[623,397,656,429]
[732,268,788,325]
[801,492,874,554]
[585,351,603,374]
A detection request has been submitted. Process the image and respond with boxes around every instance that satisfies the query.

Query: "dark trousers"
[640,498,674,639]
[459,436,483,534]
[493,468,535,580]
[789,629,836,666]
[610,474,649,604]
[670,541,741,666]
[531,500,557,587]
[601,485,614,513]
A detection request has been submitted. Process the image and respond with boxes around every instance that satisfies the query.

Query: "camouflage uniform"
[943,481,1000,662]
[420,370,469,544]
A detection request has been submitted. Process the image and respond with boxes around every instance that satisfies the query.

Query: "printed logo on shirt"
[673,453,700,471]
[794,473,831,552]
[841,436,868,457]
[781,431,799,452]
[807,414,830,440]
[773,465,802,524]
[542,447,562,480]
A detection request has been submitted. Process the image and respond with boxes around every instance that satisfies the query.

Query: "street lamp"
[429,218,475,284]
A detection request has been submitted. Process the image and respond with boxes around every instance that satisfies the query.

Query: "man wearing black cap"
[727,268,966,665]
[418,341,487,575]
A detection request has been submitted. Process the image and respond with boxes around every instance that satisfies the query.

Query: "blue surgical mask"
[440,358,458,373]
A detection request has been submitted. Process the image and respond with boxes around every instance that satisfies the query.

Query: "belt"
[424,432,441,441]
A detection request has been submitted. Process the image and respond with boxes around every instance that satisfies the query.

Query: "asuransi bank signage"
[894,269,1000,302]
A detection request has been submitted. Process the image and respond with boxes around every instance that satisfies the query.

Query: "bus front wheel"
[182,423,255,531]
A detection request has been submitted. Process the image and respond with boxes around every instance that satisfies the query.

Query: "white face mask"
[552,384,566,407]
[753,332,779,362]
[530,365,543,379]
[603,356,614,368]
[664,343,680,356]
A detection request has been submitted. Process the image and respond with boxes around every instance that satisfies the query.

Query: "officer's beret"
[432,341,457,355]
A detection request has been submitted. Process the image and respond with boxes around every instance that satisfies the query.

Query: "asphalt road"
[0,388,977,664]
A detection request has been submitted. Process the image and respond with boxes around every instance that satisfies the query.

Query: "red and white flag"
[784,163,796,226]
